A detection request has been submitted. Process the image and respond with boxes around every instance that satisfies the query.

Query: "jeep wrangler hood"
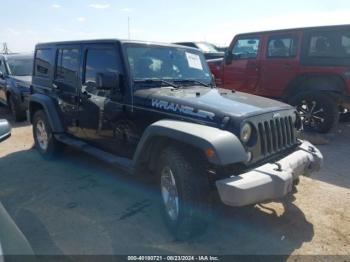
[134,87,293,119]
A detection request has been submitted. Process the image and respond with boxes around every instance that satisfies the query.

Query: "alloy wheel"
[297,99,326,130]
[36,120,49,151]
[160,166,180,221]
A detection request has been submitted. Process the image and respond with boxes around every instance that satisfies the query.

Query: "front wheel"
[33,110,61,158]
[289,92,339,133]
[158,147,210,240]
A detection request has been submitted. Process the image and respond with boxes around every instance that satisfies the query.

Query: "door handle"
[52,83,59,89]
[247,62,260,71]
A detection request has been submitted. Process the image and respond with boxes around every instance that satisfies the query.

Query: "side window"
[341,35,350,55]
[232,37,260,59]
[308,33,333,57]
[267,36,298,58]
[35,49,53,77]
[307,31,350,58]
[84,48,123,96]
[55,48,79,83]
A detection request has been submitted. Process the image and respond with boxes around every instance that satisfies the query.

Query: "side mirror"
[0,71,5,80]
[232,53,242,60]
[0,119,11,143]
[96,72,121,91]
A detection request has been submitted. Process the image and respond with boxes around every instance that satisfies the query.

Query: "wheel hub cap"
[36,120,48,150]
[160,166,179,221]
[298,100,325,129]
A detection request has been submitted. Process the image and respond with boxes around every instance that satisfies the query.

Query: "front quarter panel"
[133,120,248,167]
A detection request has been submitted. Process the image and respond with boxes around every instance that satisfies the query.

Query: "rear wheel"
[158,146,210,240]
[33,110,61,158]
[289,92,339,133]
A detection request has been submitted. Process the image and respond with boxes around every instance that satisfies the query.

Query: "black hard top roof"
[35,39,196,50]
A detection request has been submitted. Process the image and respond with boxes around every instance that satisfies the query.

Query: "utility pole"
[1,43,10,54]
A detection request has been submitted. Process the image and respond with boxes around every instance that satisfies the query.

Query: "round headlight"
[240,123,252,143]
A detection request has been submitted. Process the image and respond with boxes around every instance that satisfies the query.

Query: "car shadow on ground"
[0,147,314,256]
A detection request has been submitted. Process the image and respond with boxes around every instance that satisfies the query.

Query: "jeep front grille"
[258,116,297,156]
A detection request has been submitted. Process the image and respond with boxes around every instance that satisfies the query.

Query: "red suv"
[208,25,350,133]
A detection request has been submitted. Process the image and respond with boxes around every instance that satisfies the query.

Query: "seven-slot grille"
[257,116,297,156]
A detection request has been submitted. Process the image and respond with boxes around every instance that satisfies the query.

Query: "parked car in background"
[174,41,225,60]
[0,119,11,142]
[0,53,33,121]
[29,39,322,240]
[208,25,350,133]
[214,45,228,52]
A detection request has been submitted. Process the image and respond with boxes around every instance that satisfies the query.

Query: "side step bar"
[55,134,134,174]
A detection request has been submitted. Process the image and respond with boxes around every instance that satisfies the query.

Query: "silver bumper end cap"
[216,140,323,207]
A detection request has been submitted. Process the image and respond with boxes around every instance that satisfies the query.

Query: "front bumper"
[216,140,323,207]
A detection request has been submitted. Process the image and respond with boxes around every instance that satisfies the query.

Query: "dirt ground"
[0,105,349,257]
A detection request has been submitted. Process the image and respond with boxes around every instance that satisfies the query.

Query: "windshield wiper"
[173,79,210,87]
[134,79,179,88]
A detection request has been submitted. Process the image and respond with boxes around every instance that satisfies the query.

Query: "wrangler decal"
[152,99,215,120]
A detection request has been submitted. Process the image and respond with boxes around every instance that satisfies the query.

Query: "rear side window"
[35,49,53,77]
[55,49,79,83]
[308,30,350,58]
[232,37,260,59]
[267,36,298,58]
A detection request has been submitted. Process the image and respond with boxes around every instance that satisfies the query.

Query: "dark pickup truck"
[0,53,33,121]
[28,39,323,239]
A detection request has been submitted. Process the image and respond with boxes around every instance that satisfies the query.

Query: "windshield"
[7,56,33,76]
[126,45,212,87]
[196,42,219,53]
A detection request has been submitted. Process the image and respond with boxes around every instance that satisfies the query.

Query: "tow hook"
[273,162,283,172]
[308,146,316,154]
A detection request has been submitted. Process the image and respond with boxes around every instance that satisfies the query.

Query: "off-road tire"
[9,95,26,122]
[33,110,61,158]
[289,92,339,133]
[157,146,210,240]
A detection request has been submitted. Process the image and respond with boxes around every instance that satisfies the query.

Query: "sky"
[1,0,350,52]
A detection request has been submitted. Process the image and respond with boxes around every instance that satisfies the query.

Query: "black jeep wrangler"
[29,40,323,240]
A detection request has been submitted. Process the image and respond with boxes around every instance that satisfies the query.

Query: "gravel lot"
[0,105,349,256]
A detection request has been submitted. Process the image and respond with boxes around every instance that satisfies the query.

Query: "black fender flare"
[283,73,347,102]
[29,94,64,133]
[133,120,247,167]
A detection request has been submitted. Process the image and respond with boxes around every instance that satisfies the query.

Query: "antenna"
[127,17,130,40]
